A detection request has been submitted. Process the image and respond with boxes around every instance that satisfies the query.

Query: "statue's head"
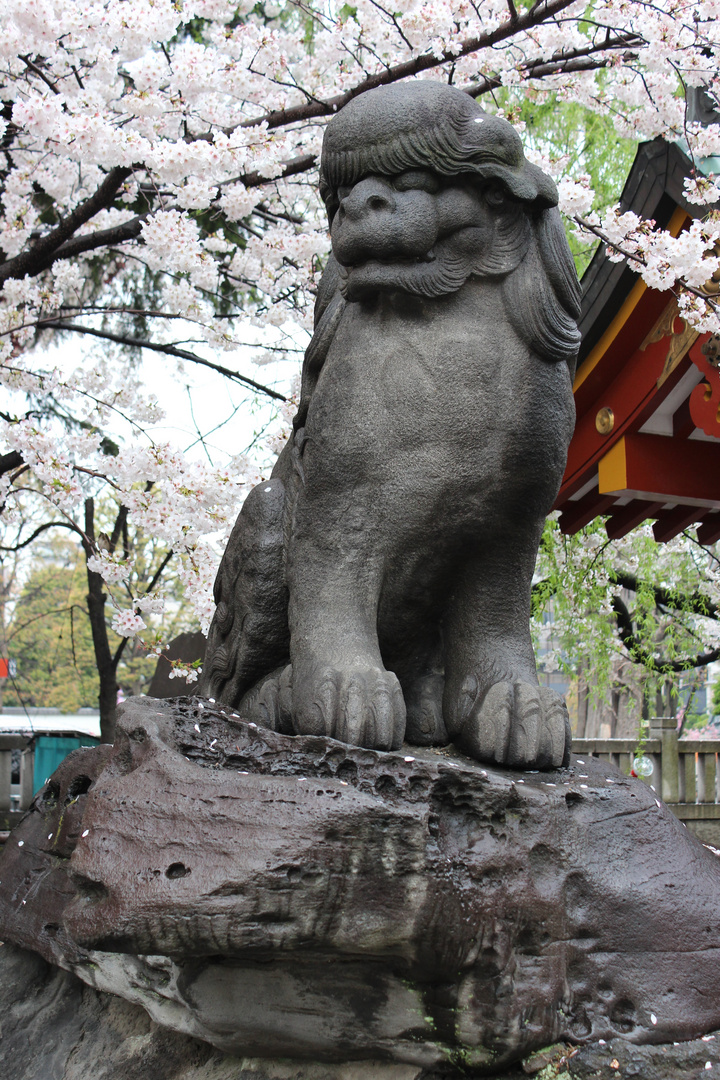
[319,81,581,367]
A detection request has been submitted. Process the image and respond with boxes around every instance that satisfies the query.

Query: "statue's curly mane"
[312,82,581,391]
[502,204,581,374]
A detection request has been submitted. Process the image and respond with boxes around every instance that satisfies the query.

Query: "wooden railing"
[574,716,720,845]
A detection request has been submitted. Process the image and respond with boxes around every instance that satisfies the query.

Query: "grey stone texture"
[2,697,720,1077]
[200,80,582,771]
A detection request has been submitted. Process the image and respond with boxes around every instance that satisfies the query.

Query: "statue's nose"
[337,177,396,222]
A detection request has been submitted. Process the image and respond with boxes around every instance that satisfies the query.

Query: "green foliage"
[521,97,637,275]
[526,98,636,210]
[533,516,720,724]
[683,708,709,731]
[485,85,637,274]
[712,679,720,719]
[4,544,99,712]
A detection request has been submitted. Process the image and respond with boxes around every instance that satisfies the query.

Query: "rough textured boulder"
[2,941,719,1080]
[2,695,720,1076]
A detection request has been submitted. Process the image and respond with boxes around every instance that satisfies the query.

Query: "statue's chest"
[320,287,533,418]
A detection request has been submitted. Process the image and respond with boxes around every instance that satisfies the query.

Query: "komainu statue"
[200,80,581,770]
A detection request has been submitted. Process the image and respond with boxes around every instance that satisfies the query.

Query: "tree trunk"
[575,667,588,738]
[82,499,118,743]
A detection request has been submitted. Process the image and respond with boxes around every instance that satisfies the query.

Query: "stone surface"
[199,80,582,770]
[2,941,719,1080]
[3,696,720,1075]
[0,942,430,1080]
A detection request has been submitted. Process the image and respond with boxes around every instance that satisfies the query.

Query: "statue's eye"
[393,170,441,194]
[484,184,507,208]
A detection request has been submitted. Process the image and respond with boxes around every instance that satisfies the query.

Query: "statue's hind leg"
[442,529,571,770]
[383,629,448,746]
[199,477,290,709]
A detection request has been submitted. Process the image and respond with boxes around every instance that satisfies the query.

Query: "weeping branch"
[533,570,720,673]
[609,571,719,622]
[612,594,720,673]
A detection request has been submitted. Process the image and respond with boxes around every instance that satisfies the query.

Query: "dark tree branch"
[7,603,88,642]
[239,152,318,188]
[112,548,174,667]
[50,214,147,262]
[82,497,118,742]
[238,0,582,130]
[108,504,129,555]
[0,519,82,551]
[38,320,288,402]
[610,571,719,621]
[0,450,23,477]
[19,54,61,95]
[0,153,317,282]
[466,47,640,98]
[533,570,720,675]
[612,594,720,673]
[0,166,133,284]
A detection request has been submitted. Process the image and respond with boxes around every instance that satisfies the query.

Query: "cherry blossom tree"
[533,515,720,736]
[1,0,720,737]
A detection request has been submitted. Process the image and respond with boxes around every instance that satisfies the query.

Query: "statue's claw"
[292,663,406,751]
[456,680,571,770]
[239,664,293,734]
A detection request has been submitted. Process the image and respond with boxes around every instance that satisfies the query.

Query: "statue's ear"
[501,206,581,372]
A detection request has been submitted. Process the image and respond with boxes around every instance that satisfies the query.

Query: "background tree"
[532,516,720,737]
[4,540,99,712]
[1,490,210,737]
[3,532,196,714]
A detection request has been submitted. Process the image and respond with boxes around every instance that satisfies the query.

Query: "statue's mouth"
[339,250,437,272]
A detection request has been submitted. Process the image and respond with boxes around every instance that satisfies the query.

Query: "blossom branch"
[466,36,642,97]
[239,0,581,130]
[0,166,133,284]
[38,320,288,402]
[112,548,174,668]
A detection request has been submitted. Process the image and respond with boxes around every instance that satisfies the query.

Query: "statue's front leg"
[286,493,406,751]
[442,530,571,770]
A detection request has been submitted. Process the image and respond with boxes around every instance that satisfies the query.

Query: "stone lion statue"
[200,80,581,770]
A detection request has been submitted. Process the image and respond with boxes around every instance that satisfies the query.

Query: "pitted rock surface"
[2,696,720,1075]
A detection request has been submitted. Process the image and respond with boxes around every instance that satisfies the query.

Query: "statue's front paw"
[292,663,406,751]
[456,680,570,770]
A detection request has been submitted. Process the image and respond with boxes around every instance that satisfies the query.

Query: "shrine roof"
[555,138,720,545]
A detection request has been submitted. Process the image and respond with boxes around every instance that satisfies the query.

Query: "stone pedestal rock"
[2,695,720,1076]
